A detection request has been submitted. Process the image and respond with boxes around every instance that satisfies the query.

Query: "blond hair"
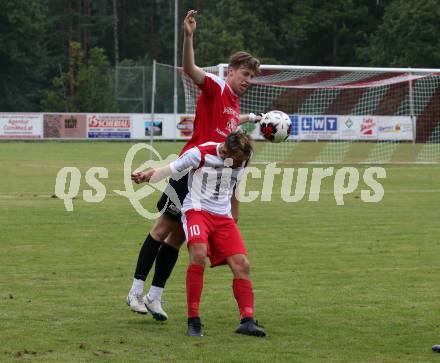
[228,51,260,75]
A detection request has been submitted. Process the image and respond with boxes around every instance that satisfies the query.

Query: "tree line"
[1,0,439,112]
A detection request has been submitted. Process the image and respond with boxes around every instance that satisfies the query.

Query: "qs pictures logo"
[54,144,179,220]
[54,144,387,220]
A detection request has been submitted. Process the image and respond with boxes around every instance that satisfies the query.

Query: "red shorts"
[182,209,247,267]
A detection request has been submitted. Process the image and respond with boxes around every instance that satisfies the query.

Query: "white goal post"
[159,62,440,164]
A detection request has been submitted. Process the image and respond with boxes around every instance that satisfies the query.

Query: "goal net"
[159,63,440,164]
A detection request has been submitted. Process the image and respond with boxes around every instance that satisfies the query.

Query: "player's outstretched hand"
[131,170,153,184]
[184,10,197,36]
[249,112,266,123]
[131,172,144,184]
[256,113,266,123]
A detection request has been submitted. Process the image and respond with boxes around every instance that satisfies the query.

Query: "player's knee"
[151,216,178,241]
[191,252,206,266]
[151,230,168,242]
[164,237,185,249]
[165,228,186,249]
[189,244,207,265]
[230,256,250,277]
[237,259,250,276]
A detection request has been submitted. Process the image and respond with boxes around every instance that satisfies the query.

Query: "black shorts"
[156,174,189,221]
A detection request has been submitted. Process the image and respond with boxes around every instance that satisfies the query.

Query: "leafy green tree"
[6,0,440,112]
[41,42,116,112]
[279,0,382,66]
[181,0,384,66]
[0,0,49,111]
[361,0,440,67]
[191,0,280,65]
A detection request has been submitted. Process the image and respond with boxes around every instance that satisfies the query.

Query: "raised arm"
[131,165,172,184]
[182,10,205,85]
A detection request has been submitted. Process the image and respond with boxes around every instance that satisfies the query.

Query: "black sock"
[151,243,179,288]
[133,234,162,281]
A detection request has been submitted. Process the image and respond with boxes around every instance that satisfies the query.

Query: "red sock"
[233,278,254,319]
[186,264,205,318]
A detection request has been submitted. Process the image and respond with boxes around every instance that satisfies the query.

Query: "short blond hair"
[228,51,260,75]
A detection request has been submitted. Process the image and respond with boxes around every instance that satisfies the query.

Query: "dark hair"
[228,51,260,75]
[225,131,253,160]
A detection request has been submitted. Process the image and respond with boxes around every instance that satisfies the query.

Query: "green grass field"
[1,141,440,362]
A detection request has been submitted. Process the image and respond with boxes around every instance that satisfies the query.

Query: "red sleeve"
[197,73,225,98]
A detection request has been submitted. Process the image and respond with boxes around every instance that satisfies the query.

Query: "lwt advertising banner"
[295,115,338,140]
[0,113,43,139]
[285,115,413,141]
[87,114,131,139]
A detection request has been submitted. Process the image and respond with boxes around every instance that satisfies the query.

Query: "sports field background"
[1,141,439,362]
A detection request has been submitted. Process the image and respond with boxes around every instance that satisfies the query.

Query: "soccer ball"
[260,110,292,143]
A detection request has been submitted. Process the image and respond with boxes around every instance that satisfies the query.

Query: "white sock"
[130,278,144,295]
[147,286,164,301]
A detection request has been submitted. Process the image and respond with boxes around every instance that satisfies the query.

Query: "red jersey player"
[132,131,266,337]
[126,9,262,321]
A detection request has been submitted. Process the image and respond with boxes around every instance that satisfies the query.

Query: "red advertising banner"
[177,115,194,138]
[87,114,131,139]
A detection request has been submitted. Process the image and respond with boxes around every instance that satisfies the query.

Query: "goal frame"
[216,64,440,164]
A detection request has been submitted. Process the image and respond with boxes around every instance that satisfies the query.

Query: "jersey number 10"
[189,224,201,237]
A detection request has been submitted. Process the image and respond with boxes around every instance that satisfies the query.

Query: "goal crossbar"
[218,64,440,74]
